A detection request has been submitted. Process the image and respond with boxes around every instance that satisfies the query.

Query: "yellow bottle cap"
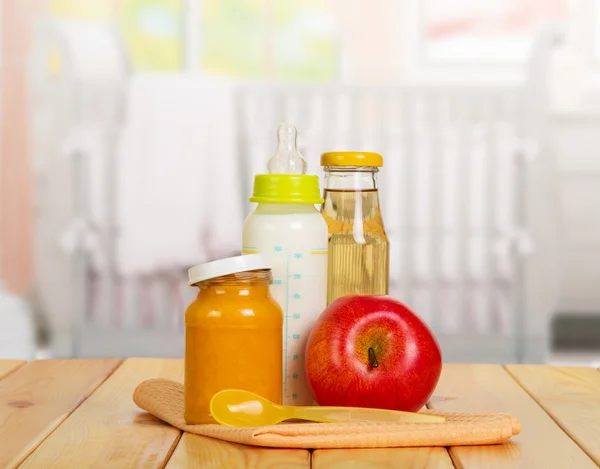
[320,151,383,167]
[249,174,324,204]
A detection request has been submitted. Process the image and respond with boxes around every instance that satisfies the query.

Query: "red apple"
[305,295,442,412]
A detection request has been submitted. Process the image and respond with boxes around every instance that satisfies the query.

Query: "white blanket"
[116,74,242,275]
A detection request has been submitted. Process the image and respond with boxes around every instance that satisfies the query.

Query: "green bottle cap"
[249,174,323,204]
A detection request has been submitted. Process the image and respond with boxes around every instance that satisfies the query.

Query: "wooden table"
[1,359,599,468]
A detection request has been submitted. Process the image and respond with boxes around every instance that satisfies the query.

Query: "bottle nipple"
[267,123,307,174]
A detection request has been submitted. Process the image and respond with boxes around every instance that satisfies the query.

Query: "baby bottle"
[243,123,328,406]
[320,151,390,304]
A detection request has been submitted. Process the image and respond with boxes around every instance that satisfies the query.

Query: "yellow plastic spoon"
[209,389,446,427]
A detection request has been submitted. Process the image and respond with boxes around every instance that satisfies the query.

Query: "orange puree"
[184,269,283,424]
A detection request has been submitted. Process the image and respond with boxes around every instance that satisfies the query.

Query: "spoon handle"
[290,405,445,424]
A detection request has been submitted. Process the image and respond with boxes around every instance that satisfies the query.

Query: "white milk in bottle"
[242,123,328,406]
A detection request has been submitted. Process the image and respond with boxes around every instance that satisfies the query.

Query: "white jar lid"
[188,254,271,285]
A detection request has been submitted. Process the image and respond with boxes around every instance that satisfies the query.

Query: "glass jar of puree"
[185,254,283,424]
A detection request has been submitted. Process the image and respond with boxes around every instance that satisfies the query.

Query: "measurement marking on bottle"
[284,253,290,398]
[275,247,325,403]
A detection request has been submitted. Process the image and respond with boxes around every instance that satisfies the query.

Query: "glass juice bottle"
[320,152,389,305]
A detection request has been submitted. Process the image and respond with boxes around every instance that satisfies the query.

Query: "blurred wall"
[0,0,44,295]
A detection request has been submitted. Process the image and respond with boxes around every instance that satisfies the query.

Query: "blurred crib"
[29,20,559,362]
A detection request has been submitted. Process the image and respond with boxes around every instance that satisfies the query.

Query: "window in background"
[50,0,338,79]
[118,0,183,71]
[49,0,116,21]
[201,0,338,80]
[271,0,338,80]
[200,0,265,77]
[422,0,566,63]
[49,0,183,71]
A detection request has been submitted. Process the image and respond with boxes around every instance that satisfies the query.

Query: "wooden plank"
[0,360,26,380]
[506,365,600,466]
[166,433,310,469]
[428,364,598,469]
[0,358,121,468]
[312,447,455,469]
[20,358,183,469]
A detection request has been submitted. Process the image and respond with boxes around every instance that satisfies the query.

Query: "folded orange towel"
[133,379,521,449]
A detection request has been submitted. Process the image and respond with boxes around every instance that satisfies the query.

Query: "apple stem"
[368,347,378,369]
